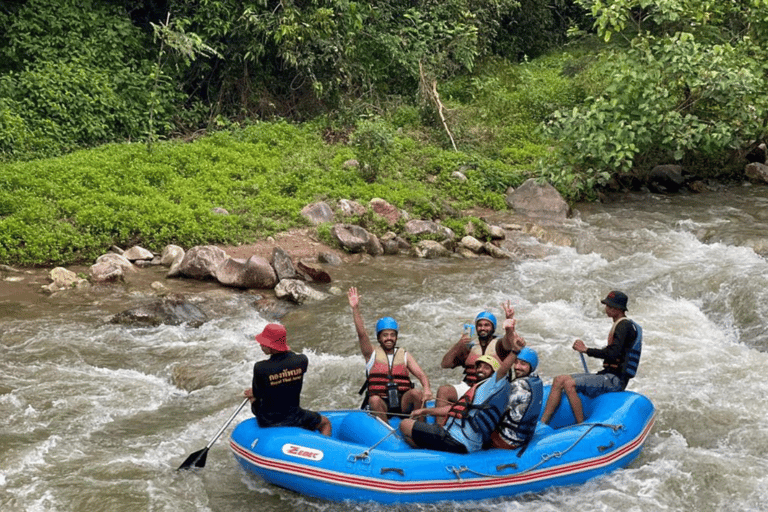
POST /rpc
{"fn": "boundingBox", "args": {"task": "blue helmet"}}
[375,317,399,337]
[474,311,497,332]
[517,347,538,372]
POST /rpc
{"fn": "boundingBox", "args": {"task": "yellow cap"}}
[475,354,501,372]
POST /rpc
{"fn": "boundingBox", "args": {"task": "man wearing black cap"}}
[540,291,641,425]
[244,323,331,436]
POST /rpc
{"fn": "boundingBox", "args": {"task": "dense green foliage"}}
[0,0,171,159]
[0,0,580,162]
[2,0,767,264]
[0,118,527,265]
[539,0,768,199]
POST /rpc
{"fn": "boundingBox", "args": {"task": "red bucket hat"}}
[255,323,290,352]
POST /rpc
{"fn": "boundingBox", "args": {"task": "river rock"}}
[44,267,88,292]
[171,364,216,392]
[297,260,332,283]
[109,296,208,327]
[271,247,301,281]
[171,245,227,280]
[369,198,400,225]
[274,279,328,304]
[483,242,513,259]
[301,201,335,225]
[160,245,185,267]
[404,219,455,241]
[331,224,383,255]
[338,199,366,217]
[90,253,136,282]
[381,232,410,255]
[505,179,570,221]
[460,235,485,254]
[123,246,154,261]
[379,235,401,255]
[745,162,768,183]
[318,251,343,266]
[456,246,480,258]
[412,240,452,259]
[648,164,685,193]
[488,225,506,240]
[215,255,278,289]
[253,296,296,319]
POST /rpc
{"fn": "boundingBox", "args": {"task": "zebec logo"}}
[282,443,324,461]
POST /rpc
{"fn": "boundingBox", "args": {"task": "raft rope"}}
[351,427,402,461]
[445,422,624,480]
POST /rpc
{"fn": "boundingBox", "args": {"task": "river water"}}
[2,185,768,512]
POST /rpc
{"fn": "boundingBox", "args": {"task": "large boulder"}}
[170,245,227,280]
[160,245,185,267]
[337,199,366,217]
[459,236,485,255]
[369,198,400,225]
[300,201,335,225]
[331,224,383,255]
[271,247,301,281]
[90,253,136,283]
[123,246,154,262]
[505,179,570,221]
[648,164,685,193]
[297,260,332,283]
[411,240,453,259]
[44,267,88,292]
[745,162,768,184]
[403,219,455,241]
[109,296,208,327]
[483,242,513,259]
[215,255,278,289]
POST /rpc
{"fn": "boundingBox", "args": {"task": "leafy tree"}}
[539,0,768,199]
[0,0,171,159]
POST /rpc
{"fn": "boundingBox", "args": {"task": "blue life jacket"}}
[496,374,543,445]
[445,377,510,452]
[622,320,643,379]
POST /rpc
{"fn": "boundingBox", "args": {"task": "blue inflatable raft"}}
[229,388,655,504]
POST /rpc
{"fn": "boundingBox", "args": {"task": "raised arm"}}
[501,305,526,353]
[440,333,471,368]
[348,287,374,360]
[406,353,432,400]
[496,318,525,381]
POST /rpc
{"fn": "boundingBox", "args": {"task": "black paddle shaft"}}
[177,398,250,470]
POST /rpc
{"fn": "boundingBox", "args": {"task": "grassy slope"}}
[0,52,587,266]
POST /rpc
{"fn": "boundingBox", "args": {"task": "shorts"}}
[410,422,468,454]
[258,407,323,432]
[571,373,623,398]
[451,381,471,398]
[488,430,522,450]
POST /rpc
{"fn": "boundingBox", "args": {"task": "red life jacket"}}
[447,381,479,421]
[366,347,413,399]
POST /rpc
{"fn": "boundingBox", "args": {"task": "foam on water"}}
[3,188,768,511]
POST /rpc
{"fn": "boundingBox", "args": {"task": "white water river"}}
[2,185,767,512]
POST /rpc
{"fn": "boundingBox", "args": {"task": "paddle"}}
[579,353,589,373]
[177,398,250,470]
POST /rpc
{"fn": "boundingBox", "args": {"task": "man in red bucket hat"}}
[244,323,331,435]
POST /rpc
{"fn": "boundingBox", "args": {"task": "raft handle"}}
[496,463,518,471]
[381,467,405,476]
[597,441,615,452]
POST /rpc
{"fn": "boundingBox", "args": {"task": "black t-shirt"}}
[587,318,638,378]
[251,351,308,427]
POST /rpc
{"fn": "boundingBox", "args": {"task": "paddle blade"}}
[177,447,208,470]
